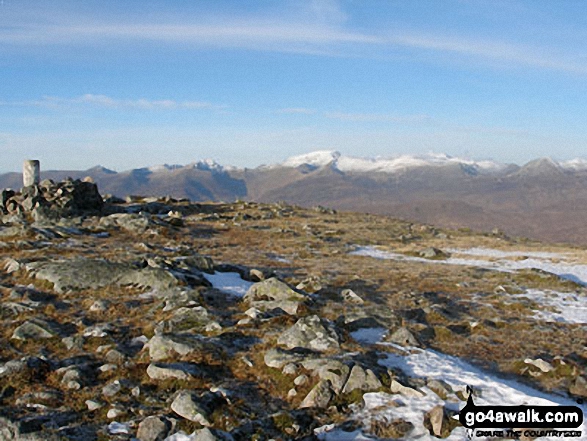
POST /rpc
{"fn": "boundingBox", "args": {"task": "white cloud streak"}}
[0,94,219,110]
[276,108,317,115]
[1,9,585,74]
[324,111,431,123]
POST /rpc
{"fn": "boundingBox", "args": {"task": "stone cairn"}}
[0,160,104,220]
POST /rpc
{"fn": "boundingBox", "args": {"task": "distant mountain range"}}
[3,151,587,245]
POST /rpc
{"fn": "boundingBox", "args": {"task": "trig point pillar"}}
[23,160,40,187]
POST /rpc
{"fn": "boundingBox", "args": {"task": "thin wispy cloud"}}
[389,33,587,75]
[324,111,431,124]
[276,108,317,115]
[1,5,585,74]
[0,95,219,110]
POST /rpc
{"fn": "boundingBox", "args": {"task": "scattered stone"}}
[264,349,306,369]
[148,333,216,362]
[294,374,309,386]
[389,379,424,398]
[86,400,104,411]
[569,376,587,397]
[341,288,364,304]
[419,247,450,259]
[277,315,339,352]
[107,407,125,419]
[102,380,122,397]
[249,268,265,281]
[341,364,383,394]
[388,327,420,347]
[146,362,199,381]
[426,379,453,400]
[423,405,460,438]
[11,320,55,340]
[282,363,298,375]
[296,277,322,293]
[368,418,414,439]
[299,380,334,409]
[171,391,212,426]
[524,357,554,373]
[137,415,173,441]
[244,277,306,302]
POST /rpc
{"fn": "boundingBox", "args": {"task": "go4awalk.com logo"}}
[459,387,584,439]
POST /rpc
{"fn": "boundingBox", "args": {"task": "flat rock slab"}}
[146,362,203,381]
[26,259,179,293]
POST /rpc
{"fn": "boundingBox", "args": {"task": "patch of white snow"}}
[203,271,254,297]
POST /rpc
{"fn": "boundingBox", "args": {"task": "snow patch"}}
[513,289,587,324]
[368,346,587,441]
[350,327,388,345]
[351,246,587,285]
[203,271,254,297]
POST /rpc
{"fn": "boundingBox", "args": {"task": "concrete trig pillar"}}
[23,160,40,187]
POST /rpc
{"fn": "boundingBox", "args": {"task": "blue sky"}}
[1,0,587,172]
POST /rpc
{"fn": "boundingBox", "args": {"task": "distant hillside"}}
[3,151,587,245]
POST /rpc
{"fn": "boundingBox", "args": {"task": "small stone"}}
[299,380,333,409]
[147,363,193,381]
[11,320,55,340]
[249,269,265,281]
[389,380,424,398]
[98,363,118,373]
[107,407,124,419]
[423,405,460,437]
[282,363,298,375]
[102,380,122,397]
[89,299,110,312]
[524,358,554,373]
[342,364,382,394]
[389,327,420,347]
[569,376,587,398]
[86,400,104,411]
[294,374,309,386]
[287,388,297,398]
[171,391,211,426]
[341,288,364,304]
[277,315,339,352]
[137,415,173,441]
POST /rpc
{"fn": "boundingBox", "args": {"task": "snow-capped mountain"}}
[3,151,587,245]
[277,150,512,174]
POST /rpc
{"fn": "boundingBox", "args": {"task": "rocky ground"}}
[0,179,585,440]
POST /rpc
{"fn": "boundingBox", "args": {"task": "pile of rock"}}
[1,177,103,220]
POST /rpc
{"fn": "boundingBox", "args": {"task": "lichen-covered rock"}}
[11,320,55,340]
[26,258,180,293]
[171,391,212,426]
[569,376,587,397]
[264,348,306,369]
[277,315,339,352]
[299,380,333,408]
[147,334,217,362]
[137,415,174,441]
[341,364,383,394]
[423,405,460,438]
[244,277,306,303]
[146,362,202,381]
[389,327,420,347]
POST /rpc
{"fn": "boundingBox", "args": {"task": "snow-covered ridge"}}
[277,150,511,174]
[148,159,228,173]
[134,151,587,175]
